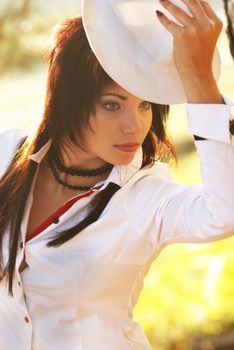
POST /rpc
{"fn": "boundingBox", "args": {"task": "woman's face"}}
[82,84,153,166]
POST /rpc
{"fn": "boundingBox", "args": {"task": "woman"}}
[0,0,233,349]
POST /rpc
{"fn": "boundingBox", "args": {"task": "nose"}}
[122,111,142,134]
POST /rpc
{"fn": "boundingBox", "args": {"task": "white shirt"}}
[0,99,234,350]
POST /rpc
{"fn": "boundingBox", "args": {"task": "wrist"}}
[180,74,223,104]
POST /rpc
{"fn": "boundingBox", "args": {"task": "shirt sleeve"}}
[155,96,234,248]
[186,95,234,144]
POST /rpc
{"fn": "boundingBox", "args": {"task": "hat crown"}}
[111,0,195,69]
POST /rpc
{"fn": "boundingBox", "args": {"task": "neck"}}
[59,145,108,170]
[42,154,110,196]
[45,145,113,194]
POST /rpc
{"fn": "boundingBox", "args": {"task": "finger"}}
[156,10,181,34]
[180,0,207,20]
[159,0,194,27]
[200,1,223,23]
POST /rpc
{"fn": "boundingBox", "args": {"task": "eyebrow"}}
[100,93,128,101]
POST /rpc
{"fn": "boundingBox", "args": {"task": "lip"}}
[116,143,140,147]
[114,143,140,153]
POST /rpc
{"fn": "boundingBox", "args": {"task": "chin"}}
[111,154,136,166]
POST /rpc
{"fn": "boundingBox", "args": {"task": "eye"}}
[103,102,120,111]
[140,101,151,110]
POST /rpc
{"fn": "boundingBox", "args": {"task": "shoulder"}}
[141,161,172,181]
[0,127,28,177]
[123,161,173,203]
[0,127,28,144]
[118,162,174,230]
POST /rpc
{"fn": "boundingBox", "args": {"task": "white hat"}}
[81,0,221,105]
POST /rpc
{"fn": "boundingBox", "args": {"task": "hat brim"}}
[82,0,221,105]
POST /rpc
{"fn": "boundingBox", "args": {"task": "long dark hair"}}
[0,17,175,295]
[223,0,234,59]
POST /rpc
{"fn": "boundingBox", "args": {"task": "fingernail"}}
[156,10,163,16]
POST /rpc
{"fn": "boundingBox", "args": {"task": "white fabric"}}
[186,96,234,144]
[81,0,221,104]
[0,99,234,350]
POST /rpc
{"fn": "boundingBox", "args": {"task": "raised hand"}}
[156,0,224,103]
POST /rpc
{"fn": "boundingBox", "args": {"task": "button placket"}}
[52,217,59,224]
[17,239,28,274]
[230,107,234,145]
[24,316,30,323]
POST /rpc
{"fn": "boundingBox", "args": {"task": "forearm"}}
[179,73,224,104]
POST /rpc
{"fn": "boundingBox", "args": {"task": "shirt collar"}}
[29,140,52,163]
[29,140,143,189]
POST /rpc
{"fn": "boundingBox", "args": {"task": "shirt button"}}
[24,316,30,323]
[52,217,59,224]
[20,242,24,249]
[18,281,21,287]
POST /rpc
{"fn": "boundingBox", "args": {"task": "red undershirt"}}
[25,185,103,243]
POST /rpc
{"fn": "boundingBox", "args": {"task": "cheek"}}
[95,117,118,136]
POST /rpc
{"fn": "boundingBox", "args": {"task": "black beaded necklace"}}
[48,148,113,191]
[51,147,113,177]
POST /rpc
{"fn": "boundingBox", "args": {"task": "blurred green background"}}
[0,1,234,349]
